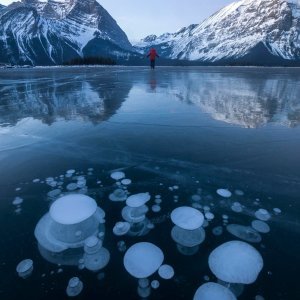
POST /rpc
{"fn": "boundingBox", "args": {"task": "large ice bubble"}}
[124,242,164,278]
[171,207,204,230]
[208,241,264,284]
[193,282,237,300]
[50,195,97,225]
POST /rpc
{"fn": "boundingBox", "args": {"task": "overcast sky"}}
[0,0,235,42]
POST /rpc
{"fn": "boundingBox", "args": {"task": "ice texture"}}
[50,195,97,225]
[171,206,204,230]
[193,282,237,300]
[208,241,264,284]
[124,242,164,278]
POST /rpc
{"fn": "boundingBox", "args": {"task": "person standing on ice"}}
[147,48,159,69]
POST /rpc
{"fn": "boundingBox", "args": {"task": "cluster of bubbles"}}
[13,168,282,299]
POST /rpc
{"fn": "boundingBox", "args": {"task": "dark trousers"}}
[150,60,155,69]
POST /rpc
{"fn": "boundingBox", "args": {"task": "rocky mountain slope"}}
[0,0,135,65]
[135,0,300,65]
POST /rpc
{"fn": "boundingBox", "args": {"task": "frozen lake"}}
[0,66,299,300]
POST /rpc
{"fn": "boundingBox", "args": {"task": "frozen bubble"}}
[173,185,179,190]
[152,205,161,213]
[33,179,40,183]
[111,171,125,180]
[155,198,162,204]
[273,208,282,214]
[155,195,161,199]
[138,278,150,288]
[208,241,263,284]
[15,187,21,191]
[84,236,103,254]
[234,190,244,196]
[192,203,202,210]
[255,295,265,300]
[126,193,151,208]
[84,247,110,272]
[97,272,105,281]
[138,286,151,298]
[193,282,237,300]
[222,215,229,220]
[203,206,210,212]
[205,212,215,221]
[66,277,83,297]
[227,224,262,243]
[192,194,201,202]
[50,194,97,225]
[57,268,63,274]
[204,275,210,281]
[151,280,160,289]
[171,225,206,247]
[158,264,174,280]
[15,208,22,214]
[109,189,127,202]
[251,220,270,234]
[113,222,130,236]
[66,170,76,175]
[217,189,232,198]
[66,183,78,191]
[122,205,148,223]
[202,220,209,228]
[212,226,223,236]
[88,168,94,172]
[124,242,164,278]
[121,179,132,185]
[16,259,33,278]
[231,202,243,213]
[47,189,61,198]
[13,197,23,206]
[117,241,127,252]
[255,209,271,221]
[171,206,204,230]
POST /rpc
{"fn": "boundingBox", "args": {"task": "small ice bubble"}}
[16,259,33,278]
[66,277,83,297]
[203,206,210,212]
[192,195,201,202]
[113,222,130,236]
[66,170,75,175]
[155,198,162,204]
[111,171,125,181]
[15,187,21,191]
[205,212,215,221]
[152,205,161,213]
[155,195,161,199]
[121,179,132,185]
[255,295,265,300]
[117,241,127,252]
[204,275,210,281]
[217,189,232,198]
[212,226,223,236]
[251,220,270,234]
[13,197,23,206]
[158,264,174,280]
[66,183,78,191]
[227,224,262,243]
[173,185,179,190]
[273,208,282,214]
[235,190,244,196]
[138,278,150,288]
[231,202,243,213]
[33,179,40,183]
[47,189,61,198]
[171,206,204,230]
[222,215,229,220]
[255,209,271,221]
[57,268,63,274]
[151,280,160,289]
[88,168,94,172]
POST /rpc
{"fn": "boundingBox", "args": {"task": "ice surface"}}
[226,224,262,243]
[124,242,164,278]
[158,264,174,279]
[171,206,204,230]
[50,195,97,225]
[193,282,237,300]
[208,241,264,284]
[126,193,151,208]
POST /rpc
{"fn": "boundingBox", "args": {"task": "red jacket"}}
[147,48,159,60]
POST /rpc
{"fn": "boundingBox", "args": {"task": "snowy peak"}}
[135,0,300,64]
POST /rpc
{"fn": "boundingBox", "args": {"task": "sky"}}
[0,0,235,42]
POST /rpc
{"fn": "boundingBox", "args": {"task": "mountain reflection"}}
[162,70,300,128]
[0,69,133,126]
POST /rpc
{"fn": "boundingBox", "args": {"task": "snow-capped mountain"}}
[135,0,300,65]
[0,0,134,65]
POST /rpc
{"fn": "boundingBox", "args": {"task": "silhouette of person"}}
[147,48,159,69]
